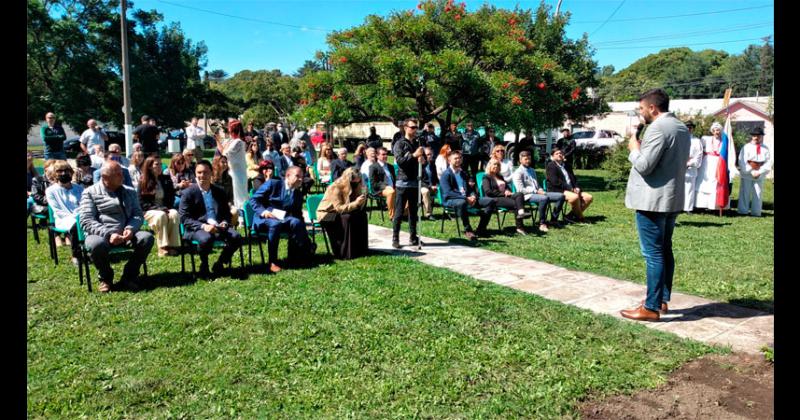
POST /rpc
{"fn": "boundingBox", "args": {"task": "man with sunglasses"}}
[390,119,426,248]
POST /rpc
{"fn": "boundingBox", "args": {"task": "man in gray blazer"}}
[621,88,690,322]
[79,161,154,292]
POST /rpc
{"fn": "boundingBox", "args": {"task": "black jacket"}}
[368,162,396,193]
[481,174,517,199]
[329,158,353,182]
[545,160,578,193]
[392,137,422,183]
[179,183,232,234]
[366,134,383,150]
[139,174,176,212]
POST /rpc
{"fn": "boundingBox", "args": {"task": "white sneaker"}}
[539,224,549,232]
[516,228,527,236]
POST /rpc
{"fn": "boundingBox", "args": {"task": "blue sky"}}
[132,0,774,77]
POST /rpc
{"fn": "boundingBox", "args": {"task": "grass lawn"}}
[27,230,718,417]
[367,169,774,312]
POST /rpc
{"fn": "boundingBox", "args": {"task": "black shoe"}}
[409,236,422,246]
[118,276,140,291]
[475,228,489,237]
[391,239,401,249]
[211,261,226,278]
[198,263,211,279]
[516,211,532,219]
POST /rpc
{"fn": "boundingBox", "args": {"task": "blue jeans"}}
[44,150,67,160]
[635,211,678,312]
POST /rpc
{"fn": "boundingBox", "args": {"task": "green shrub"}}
[601,141,631,195]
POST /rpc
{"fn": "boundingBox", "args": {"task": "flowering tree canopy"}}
[294,0,606,132]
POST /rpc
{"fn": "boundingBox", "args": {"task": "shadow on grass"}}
[137,271,197,291]
[667,301,773,322]
[676,220,732,228]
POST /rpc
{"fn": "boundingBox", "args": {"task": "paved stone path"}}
[366,224,773,354]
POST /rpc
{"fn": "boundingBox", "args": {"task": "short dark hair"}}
[638,88,670,112]
[551,147,562,155]
[519,151,531,159]
[196,159,213,172]
[560,128,570,133]
[447,150,462,158]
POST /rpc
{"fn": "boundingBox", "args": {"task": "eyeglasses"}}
[407,126,418,129]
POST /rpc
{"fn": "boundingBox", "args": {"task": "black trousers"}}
[392,186,419,239]
[491,193,526,228]
[462,154,480,179]
[321,210,369,259]
[186,226,242,267]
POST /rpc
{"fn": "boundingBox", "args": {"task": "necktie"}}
[756,143,761,155]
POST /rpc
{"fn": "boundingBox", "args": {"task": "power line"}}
[571,4,773,24]
[592,22,773,46]
[595,36,773,50]
[157,0,332,32]
[589,0,626,36]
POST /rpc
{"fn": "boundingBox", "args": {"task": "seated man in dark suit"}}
[329,147,353,182]
[545,147,593,223]
[92,144,133,187]
[179,160,243,279]
[439,150,496,240]
[249,166,314,273]
[368,147,398,219]
[78,161,154,292]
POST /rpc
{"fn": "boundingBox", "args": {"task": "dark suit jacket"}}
[249,178,305,227]
[439,167,474,202]
[92,166,133,188]
[329,158,353,182]
[179,183,232,234]
[545,160,578,193]
[422,160,438,188]
[274,154,293,178]
[368,162,396,193]
[139,174,176,212]
[481,174,512,198]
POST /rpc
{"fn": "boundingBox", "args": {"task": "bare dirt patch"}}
[580,352,773,420]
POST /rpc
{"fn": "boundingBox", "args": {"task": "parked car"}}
[571,130,623,149]
[62,130,126,157]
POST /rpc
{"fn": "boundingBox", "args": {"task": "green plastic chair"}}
[75,213,149,292]
[179,221,244,280]
[364,177,386,222]
[436,184,483,238]
[305,193,331,255]
[46,206,72,266]
[312,164,331,194]
[509,180,545,224]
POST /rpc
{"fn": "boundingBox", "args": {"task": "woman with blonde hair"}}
[481,159,530,235]
[139,156,180,256]
[490,144,514,182]
[317,167,369,259]
[317,143,335,184]
[128,150,146,191]
[45,160,84,264]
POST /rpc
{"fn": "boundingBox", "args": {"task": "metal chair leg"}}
[31,215,40,243]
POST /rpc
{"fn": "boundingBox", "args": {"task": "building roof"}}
[711,100,771,119]
[607,96,771,116]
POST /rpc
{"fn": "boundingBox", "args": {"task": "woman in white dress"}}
[217,120,249,216]
[694,122,736,210]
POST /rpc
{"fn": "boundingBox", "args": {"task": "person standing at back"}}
[683,121,704,213]
[133,115,161,157]
[620,88,690,322]
[737,127,771,217]
[79,119,108,156]
[41,112,67,160]
[186,117,206,160]
[460,121,481,178]
[390,119,426,249]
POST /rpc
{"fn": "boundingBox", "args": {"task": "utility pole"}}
[121,0,133,157]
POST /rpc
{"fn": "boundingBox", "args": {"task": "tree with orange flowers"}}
[294,0,605,134]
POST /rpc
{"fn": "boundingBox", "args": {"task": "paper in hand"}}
[271,209,287,221]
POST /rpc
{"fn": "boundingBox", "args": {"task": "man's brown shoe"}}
[269,263,282,274]
[620,305,660,322]
[464,231,477,241]
[640,300,668,314]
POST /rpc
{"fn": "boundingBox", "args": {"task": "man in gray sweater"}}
[79,161,154,292]
[620,88,690,321]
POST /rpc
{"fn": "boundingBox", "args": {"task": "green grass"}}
[27,230,719,418]
[369,169,774,312]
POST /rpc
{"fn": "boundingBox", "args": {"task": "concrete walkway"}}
[366,224,773,354]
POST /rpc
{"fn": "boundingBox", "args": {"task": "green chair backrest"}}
[47,205,56,224]
[509,181,518,194]
[242,201,255,231]
[542,178,547,191]
[161,163,168,173]
[34,166,44,176]
[75,213,86,242]
[475,171,486,198]
[305,194,324,222]
[179,222,185,237]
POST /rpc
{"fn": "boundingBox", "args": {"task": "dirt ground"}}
[580,352,773,420]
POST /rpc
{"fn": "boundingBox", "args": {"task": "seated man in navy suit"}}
[439,150,496,241]
[179,160,243,279]
[249,166,314,273]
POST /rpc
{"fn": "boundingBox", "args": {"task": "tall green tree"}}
[27,0,209,132]
[294,0,605,133]
[215,69,301,127]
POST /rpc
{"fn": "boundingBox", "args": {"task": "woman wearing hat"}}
[737,126,771,216]
[683,121,704,213]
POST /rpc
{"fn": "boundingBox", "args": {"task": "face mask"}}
[57,173,72,183]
